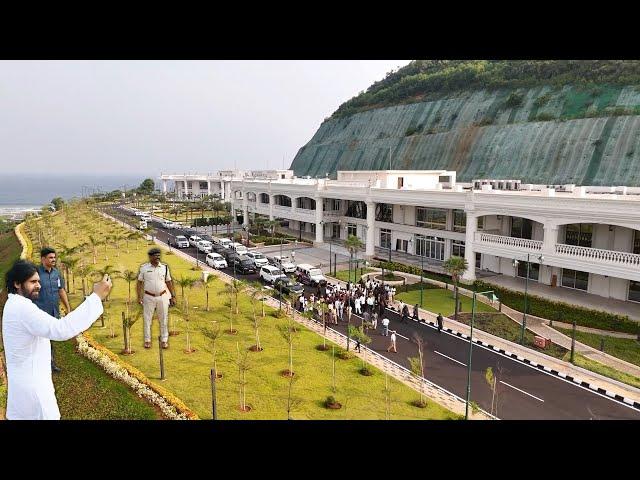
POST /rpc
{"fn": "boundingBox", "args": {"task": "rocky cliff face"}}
[290,84,640,186]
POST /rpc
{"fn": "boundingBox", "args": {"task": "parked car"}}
[272,255,296,273]
[212,237,233,249]
[206,252,227,269]
[188,235,202,247]
[196,240,213,253]
[273,277,305,296]
[138,219,148,230]
[296,263,327,286]
[245,251,269,268]
[259,265,286,284]
[211,242,228,254]
[161,220,175,229]
[230,242,248,255]
[228,254,255,274]
[171,235,190,249]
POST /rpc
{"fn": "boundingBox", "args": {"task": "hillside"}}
[289,61,640,186]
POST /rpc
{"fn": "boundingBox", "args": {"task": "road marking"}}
[395,332,409,340]
[434,350,467,367]
[500,381,544,402]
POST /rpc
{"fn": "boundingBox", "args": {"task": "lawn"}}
[569,354,640,390]
[555,327,640,368]
[396,287,496,317]
[20,202,460,420]
[332,268,376,283]
[0,230,21,290]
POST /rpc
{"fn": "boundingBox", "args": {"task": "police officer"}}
[136,248,176,349]
[34,247,72,372]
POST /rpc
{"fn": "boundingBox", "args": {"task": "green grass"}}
[52,339,162,419]
[332,268,376,283]
[569,354,640,389]
[455,313,567,360]
[396,288,496,317]
[0,230,21,291]
[21,202,460,420]
[556,328,640,368]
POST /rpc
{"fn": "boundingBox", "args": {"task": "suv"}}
[172,235,190,248]
[271,255,296,273]
[296,263,327,286]
[230,242,248,255]
[245,251,269,268]
[273,277,304,296]
[206,252,227,269]
[228,254,255,274]
[188,235,202,247]
[196,240,213,253]
[259,265,286,284]
[161,220,175,229]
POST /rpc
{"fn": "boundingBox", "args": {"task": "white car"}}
[173,235,190,248]
[161,220,174,229]
[206,252,227,269]
[230,242,248,255]
[273,255,296,273]
[259,265,286,284]
[197,240,213,253]
[213,237,233,249]
[189,235,202,247]
[245,251,269,268]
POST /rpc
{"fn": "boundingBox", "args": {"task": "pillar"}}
[242,191,249,227]
[162,179,167,194]
[366,201,375,256]
[315,196,323,243]
[462,212,477,282]
[543,224,558,254]
[207,180,211,196]
[268,194,274,220]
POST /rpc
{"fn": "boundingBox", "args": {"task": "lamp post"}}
[512,253,544,345]
[465,289,496,420]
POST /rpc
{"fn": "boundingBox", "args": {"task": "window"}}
[281,174,285,179]
[516,261,539,281]
[452,240,465,257]
[416,207,447,230]
[375,203,393,223]
[511,217,533,239]
[274,195,292,207]
[477,216,484,230]
[562,269,589,291]
[187,182,193,189]
[347,224,357,237]
[332,224,340,239]
[259,193,269,204]
[310,223,316,234]
[396,239,408,252]
[415,234,444,260]
[634,231,640,255]
[199,182,208,190]
[453,210,466,233]
[397,177,404,189]
[345,201,367,219]
[565,224,592,247]
[438,175,451,183]
[475,252,482,269]
[629,280,640,303]
[380,229,391,249]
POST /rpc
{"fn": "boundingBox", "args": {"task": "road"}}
[103,204,640,420]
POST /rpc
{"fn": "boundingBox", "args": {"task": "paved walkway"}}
[483,274,640,321]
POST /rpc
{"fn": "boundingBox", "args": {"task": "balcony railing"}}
[475,233,543,250]
[555,244,640,267]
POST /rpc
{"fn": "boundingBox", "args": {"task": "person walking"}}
[2,259,112,419]
[386,330,397,353]
[381,317,390,336]
[137,247,177,349]
[371,311,378,330]
[33,247,72,373]
[401,303,409,324]
[437,313,444,332]
[413,303,420,321]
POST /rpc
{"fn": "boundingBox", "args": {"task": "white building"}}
[216,169,640,304]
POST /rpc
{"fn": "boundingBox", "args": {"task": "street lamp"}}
[465,289,497,420]
[512,253,544,345]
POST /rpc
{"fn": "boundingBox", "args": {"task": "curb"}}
[386,304,640,411]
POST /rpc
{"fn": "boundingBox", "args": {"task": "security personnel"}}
[136,247,176,349]
[34,247,72,373]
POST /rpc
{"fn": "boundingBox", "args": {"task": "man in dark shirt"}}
[34,247,72,372]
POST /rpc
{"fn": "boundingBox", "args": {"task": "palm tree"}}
[120,270,139,306]
[203,273,218,312]
[442,255,468,321]
[249,284,264,351]
[199,322,222,378]
[59,256,79,294]
[76,263,94,297]
[265,219,279,243]
[176,275,196,304]
[87,235,102,264]
[345,234,364,283]
[127,231,144,251]
[92,265,121,302]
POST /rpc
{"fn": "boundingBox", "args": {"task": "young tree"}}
[408,333,427,407]
[120,270,139,314]
[122,309,141,354]
[443,255,468,320]
[278,316,297,377]
[87,235,102,265]
[59,256,79,294]
[345,234,363,283]
[92,265,120,301]
[200,322,223,379]
[236,343,252,412]
[76,263,94,297]
[202,273,218,312]
[249,284,264,351]
[349,325,372,375]
[176,275,196,304]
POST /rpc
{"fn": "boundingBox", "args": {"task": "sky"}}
[0,60,410,176]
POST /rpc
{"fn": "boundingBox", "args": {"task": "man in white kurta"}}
[2,266,110,420]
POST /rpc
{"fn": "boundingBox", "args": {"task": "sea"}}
[0,174,149,220]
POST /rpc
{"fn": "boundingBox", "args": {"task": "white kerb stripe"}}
[434,350,467,367]
[500,381,544,402]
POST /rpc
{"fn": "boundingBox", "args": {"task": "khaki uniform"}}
[138,262,172,343]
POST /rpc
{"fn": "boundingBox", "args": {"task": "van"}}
[295,263,326,286]
[230,242,248,255]
[213,237,233,249]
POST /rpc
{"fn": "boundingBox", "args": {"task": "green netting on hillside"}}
[290,85,640,186]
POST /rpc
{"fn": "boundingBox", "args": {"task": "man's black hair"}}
[5,259,38,294]
[40,247,56,258]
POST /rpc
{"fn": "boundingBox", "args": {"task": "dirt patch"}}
[239,405,252,413]
[249,345,264,352]
[280,369,295,378]
[316,345,330,351]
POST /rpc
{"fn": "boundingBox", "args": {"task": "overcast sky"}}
[0,60,410,176]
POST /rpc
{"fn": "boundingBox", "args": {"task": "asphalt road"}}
[104,204,640,420]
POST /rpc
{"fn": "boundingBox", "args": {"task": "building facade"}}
[220,170,640,304]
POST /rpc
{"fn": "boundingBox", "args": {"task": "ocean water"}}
[0,174,148,218]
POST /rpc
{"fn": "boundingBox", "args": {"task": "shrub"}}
[533,93,551,108]
[504,91,524,108]
[534,112,555,121]
[473,280,639,334]
[373,260,453,284]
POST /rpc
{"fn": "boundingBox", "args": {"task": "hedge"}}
[373,259,453,284]
[473,280,639,334]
